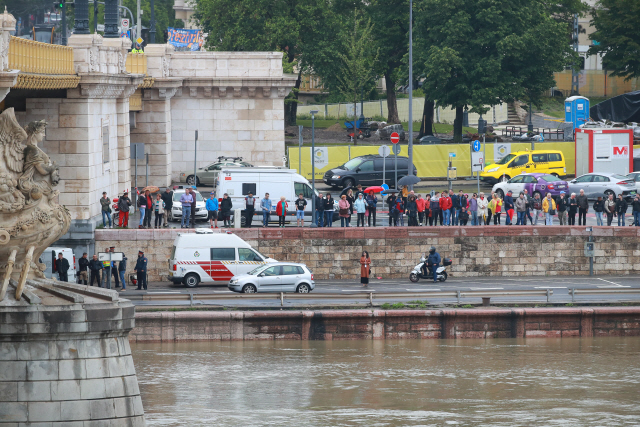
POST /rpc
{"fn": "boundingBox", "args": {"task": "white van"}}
[215,167,337,225]
[168,229,277,287]
[40,247,77,282]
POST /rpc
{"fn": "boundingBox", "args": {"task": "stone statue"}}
[0,108,71,301]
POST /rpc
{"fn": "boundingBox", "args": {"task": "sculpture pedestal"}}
[0,281,145,426]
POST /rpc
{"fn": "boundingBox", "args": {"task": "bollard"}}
[233,208,242,228]
[546,289,551,303]
[369,292,373,307]
[457,290,461,305]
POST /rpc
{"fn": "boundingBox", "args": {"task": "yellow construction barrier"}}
[288,142,577,181]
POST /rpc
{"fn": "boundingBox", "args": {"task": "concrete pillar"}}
[116,97,132,193]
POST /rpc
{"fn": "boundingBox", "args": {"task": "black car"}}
[323,155,417,189]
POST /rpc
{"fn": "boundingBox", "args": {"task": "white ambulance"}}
[168,229,277,287]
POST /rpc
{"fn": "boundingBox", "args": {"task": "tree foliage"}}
[588,0,640,80]
[415,0,576,142]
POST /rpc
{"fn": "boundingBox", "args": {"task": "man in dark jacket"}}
[615,194,628,226]
[632,195,640,226]
[78,253,89,285]
[314,193,324,227]
[109,247,120,288]
[426,246,441,283]
[134,251,148,291]
[161,187,173,227]
[450,190,460,226]
[117,191,131,228]
[386,192,398,226]
[556,191,569,225]
[245,192,256,228]
[54,253,70,282]
[503,191,514,225]
[88,254,103,287]
[577,189,589,225]
[523,189,533,225]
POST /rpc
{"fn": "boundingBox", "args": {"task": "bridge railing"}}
[126,52,147,75]
[8,36,74,75]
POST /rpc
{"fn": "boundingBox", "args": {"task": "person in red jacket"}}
[276,196,288,228]
[439,191,453,225]
[416,194,426,226]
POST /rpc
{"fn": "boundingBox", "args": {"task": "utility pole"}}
[571,13,580,95]
[310,110,318,228]
[61,2,67,45]
[149,0,155,43]
[407,0,414,181]
[136,0,141,43]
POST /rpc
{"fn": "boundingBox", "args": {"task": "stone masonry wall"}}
[130,307,640,342]
[95,226,640,282]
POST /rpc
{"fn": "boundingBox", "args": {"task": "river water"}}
[132,338,640,426]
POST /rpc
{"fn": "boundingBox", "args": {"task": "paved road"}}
[122,275,640,308]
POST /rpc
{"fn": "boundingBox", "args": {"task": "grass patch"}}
[460,304,474,309]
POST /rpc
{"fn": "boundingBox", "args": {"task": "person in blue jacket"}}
[426,246,441,283]
[134,251,148,291]
[366,191,378,226]
[206,192,219,228]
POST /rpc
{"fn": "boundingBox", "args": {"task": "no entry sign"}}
[390,132,400,144]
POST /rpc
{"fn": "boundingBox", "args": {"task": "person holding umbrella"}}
[386,190,398,226]
[366,191,378,226]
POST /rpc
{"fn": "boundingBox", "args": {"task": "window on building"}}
[102,125,109,163]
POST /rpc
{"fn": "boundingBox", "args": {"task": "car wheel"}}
[605,190,615,198]
[186,175,200,186]
[343,178,355,189]
[551,173,560,178]
[242,284,257,294]
[183,273,200,288]
[496,189,504,199]
[409,273,419,283]
[296,283,310,293]
[500,175,511,183]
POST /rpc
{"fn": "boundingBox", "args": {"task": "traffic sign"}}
[121,18,129,30]
[390,132,400,144]
[449,152,456,157]
[471,152,484,172]
[378,145,390,158]
[392,144,401,155]
[136,37,143,44]
[96,24,105,32]
[472,140,481,152]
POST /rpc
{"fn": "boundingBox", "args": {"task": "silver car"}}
[168,189,208,222]
[568,172,637,200]
[625,172,640,193]
[180,157,253,186]
[228,262,315,294]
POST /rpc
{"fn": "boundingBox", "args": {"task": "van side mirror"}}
[355,168,361,172]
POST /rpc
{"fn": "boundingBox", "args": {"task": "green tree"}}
[415,0,577,142]
[588,0,640,80]
[335,10,379,144]
[193,0,335,126]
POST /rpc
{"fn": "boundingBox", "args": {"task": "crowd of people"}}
[54,247,150,291]
[99,183,640,229]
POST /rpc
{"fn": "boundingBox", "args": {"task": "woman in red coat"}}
[276,196,288,228]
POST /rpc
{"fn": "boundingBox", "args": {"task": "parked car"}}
[180,156,253,186]
[624,172,640,193]
[492,173,569,199]
[168,188,208,222]
[480,150,566,184]
[228,262,315,294]
[378,124,406,141]
[323,155,417,189]
[568,172,637,200]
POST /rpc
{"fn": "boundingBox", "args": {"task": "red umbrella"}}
[364,186,385,194]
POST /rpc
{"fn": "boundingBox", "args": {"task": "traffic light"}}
[54,1,63,8]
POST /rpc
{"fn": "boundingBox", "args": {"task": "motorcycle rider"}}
[426,246,441,283]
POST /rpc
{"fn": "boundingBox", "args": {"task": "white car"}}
[168,189,208,223]
[625,172,640,193]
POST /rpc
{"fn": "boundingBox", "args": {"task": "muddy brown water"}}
[132,338,640,426]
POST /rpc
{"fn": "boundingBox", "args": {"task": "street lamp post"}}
[310,110,319,228]
[528,100,533,132]
[74,0,90,34]
[149,0,156,43]
[407,0,414,181]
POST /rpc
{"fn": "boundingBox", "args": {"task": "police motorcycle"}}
[409,248,452,283]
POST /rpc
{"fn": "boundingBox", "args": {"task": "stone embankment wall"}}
[95,226,640,281]
[130,308,640,342]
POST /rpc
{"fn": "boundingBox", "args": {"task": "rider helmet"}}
[429,246,436,254]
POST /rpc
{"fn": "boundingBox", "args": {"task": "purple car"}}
[492,173,569,199]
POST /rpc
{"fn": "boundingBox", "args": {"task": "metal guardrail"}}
[8,36,74,74]
[128,289,557,306]
[501,126,565,140]
[568,288,640,303]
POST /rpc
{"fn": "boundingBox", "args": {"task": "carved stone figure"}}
[0,109,70,301]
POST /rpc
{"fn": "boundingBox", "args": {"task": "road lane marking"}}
[469,287,503,290]
[341,290,376,292]
[534,286,567,289]
[407,289,440,292]
[597,285,631,288]
[597,278,625,287]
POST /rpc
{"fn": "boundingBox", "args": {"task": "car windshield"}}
[247,265,268,275]
[539,174,559,182]
[495,154,516,165]
[173,191,204,202]
[343,158,364,170]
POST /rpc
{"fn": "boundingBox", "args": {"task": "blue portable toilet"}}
[564,96,590,129]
